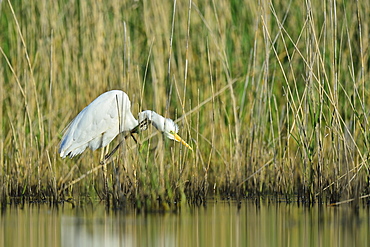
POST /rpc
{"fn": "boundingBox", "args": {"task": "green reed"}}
[0,0,369,209]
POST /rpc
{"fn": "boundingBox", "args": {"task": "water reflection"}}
[0,201,369,247]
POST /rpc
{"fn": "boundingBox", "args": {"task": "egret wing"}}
[59,90,137,158]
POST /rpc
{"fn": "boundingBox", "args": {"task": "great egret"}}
[59,90,192,158]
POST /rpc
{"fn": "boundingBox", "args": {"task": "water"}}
[0,201,369,247]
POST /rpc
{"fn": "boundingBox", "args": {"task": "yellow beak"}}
[172,132,193,151]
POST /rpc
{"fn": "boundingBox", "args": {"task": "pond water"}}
[0,200,369,247]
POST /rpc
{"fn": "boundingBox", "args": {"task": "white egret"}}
[59,90,192,158]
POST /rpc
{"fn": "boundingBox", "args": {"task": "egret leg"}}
[100,144,110,199]
[100,145,106,162]
[100,131,138,165]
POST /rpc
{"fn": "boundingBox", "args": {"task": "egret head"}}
[138,110,193,150]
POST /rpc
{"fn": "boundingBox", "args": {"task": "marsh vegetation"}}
[0,0,370,210]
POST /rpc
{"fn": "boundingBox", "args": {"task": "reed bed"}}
[0,0,369,210]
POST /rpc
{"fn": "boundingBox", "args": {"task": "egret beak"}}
[170,131,193,151]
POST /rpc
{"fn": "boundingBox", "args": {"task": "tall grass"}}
[0,0,369,209]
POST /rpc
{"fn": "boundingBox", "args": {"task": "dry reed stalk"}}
[0,0,369,208]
